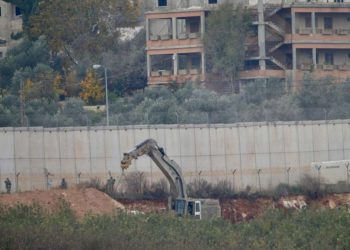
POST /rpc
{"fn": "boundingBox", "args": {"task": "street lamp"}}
[93,64,109,126]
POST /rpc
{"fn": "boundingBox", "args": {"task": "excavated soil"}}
[0,187,125,218]
[1,188,350,222]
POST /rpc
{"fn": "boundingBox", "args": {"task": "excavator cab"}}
[172,199,202,219]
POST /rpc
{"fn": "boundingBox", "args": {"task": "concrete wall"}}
[1,120,350,192]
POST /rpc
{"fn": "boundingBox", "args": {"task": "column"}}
[291,10,296,35]
[147,54,151,77]
[200,11,205,38]
[172,17,177,40]
[293,47,297,70]
[146,18,150,41]
[311,12,316,34]
[258,0,266,70]
[173,53,178,76]
[312,48,317,69]
[201,51,206,80]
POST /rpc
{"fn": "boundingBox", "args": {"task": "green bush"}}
[1,203,350,249]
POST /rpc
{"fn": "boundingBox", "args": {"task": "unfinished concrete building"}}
[0,1,22,58]
[146,0,350,86]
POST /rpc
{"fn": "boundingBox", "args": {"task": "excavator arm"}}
[121,139,187,200]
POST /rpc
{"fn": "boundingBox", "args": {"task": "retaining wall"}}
[0,120,349,192]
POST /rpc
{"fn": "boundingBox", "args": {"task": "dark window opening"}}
[0,7,2,17]
[208,0,218,4]
[325,52,334,65]
[324,17,333,29]
[15,6,21,16]
[305,16,311,28]
[158,0,167,7]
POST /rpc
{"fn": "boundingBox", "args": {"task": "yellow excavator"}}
[121,139,221,219]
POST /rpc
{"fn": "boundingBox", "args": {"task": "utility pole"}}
[20,80,25,126]
[258,0,266,70]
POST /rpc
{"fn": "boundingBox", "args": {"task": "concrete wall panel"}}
[43,131,60,164]
[329,150,344,161]
[328,124,343,151]
[254,126,269,154]
[343,124,350,151]
[59,130,75,159]
[179,128,196,156]
[104,130,121,174]
[210,128,226,156]
[89,130,105,158]
[224,127,240,156]
[270,125,284,153]
[312,124,328,152]
[284,125,299,153]
[240,126,255,154]
[15,131,30,159]
[298,125,313,152]
[314,151,329,162]
[0,131,14,159]
[241,154,256,170]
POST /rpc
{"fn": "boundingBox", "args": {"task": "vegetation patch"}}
[1,203,350,250]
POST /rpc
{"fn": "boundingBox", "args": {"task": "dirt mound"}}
[221,198,273,222]
[120,199,167,214]
[0,188,125,218]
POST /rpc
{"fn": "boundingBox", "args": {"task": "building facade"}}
[0,1,22,58]
[146,0,350,86]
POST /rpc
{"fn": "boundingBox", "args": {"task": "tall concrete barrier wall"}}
[0,120,349,192]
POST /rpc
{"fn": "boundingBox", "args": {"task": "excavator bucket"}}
[121,153,134,170]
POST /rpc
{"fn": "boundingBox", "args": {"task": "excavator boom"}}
[121,139,187,199]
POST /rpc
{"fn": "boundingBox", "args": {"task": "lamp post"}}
[93,64,109,126]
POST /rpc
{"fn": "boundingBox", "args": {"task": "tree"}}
[102,29,147,96]
[80,70,104,105]
[28,0,139,65]
[204,3,252,86]
[12,63,61,102]
[0,36,50,90]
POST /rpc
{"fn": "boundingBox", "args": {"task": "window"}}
[325,52,334,65]
[0,7,2,17]
[158,0,167,7]
[324,17,333,29]
[15,6,21,16]
[0,52,3,59]
[208,0,218,4]
[305,16,311,28]
[334,0,344,2]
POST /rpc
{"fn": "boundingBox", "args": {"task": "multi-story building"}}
[0,1,22,58]
[146,0,350,86]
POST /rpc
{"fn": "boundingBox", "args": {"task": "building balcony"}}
[147,33,203,50]
[148,71,205,85]
[239,69,286,80]
[295,68,350,82]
